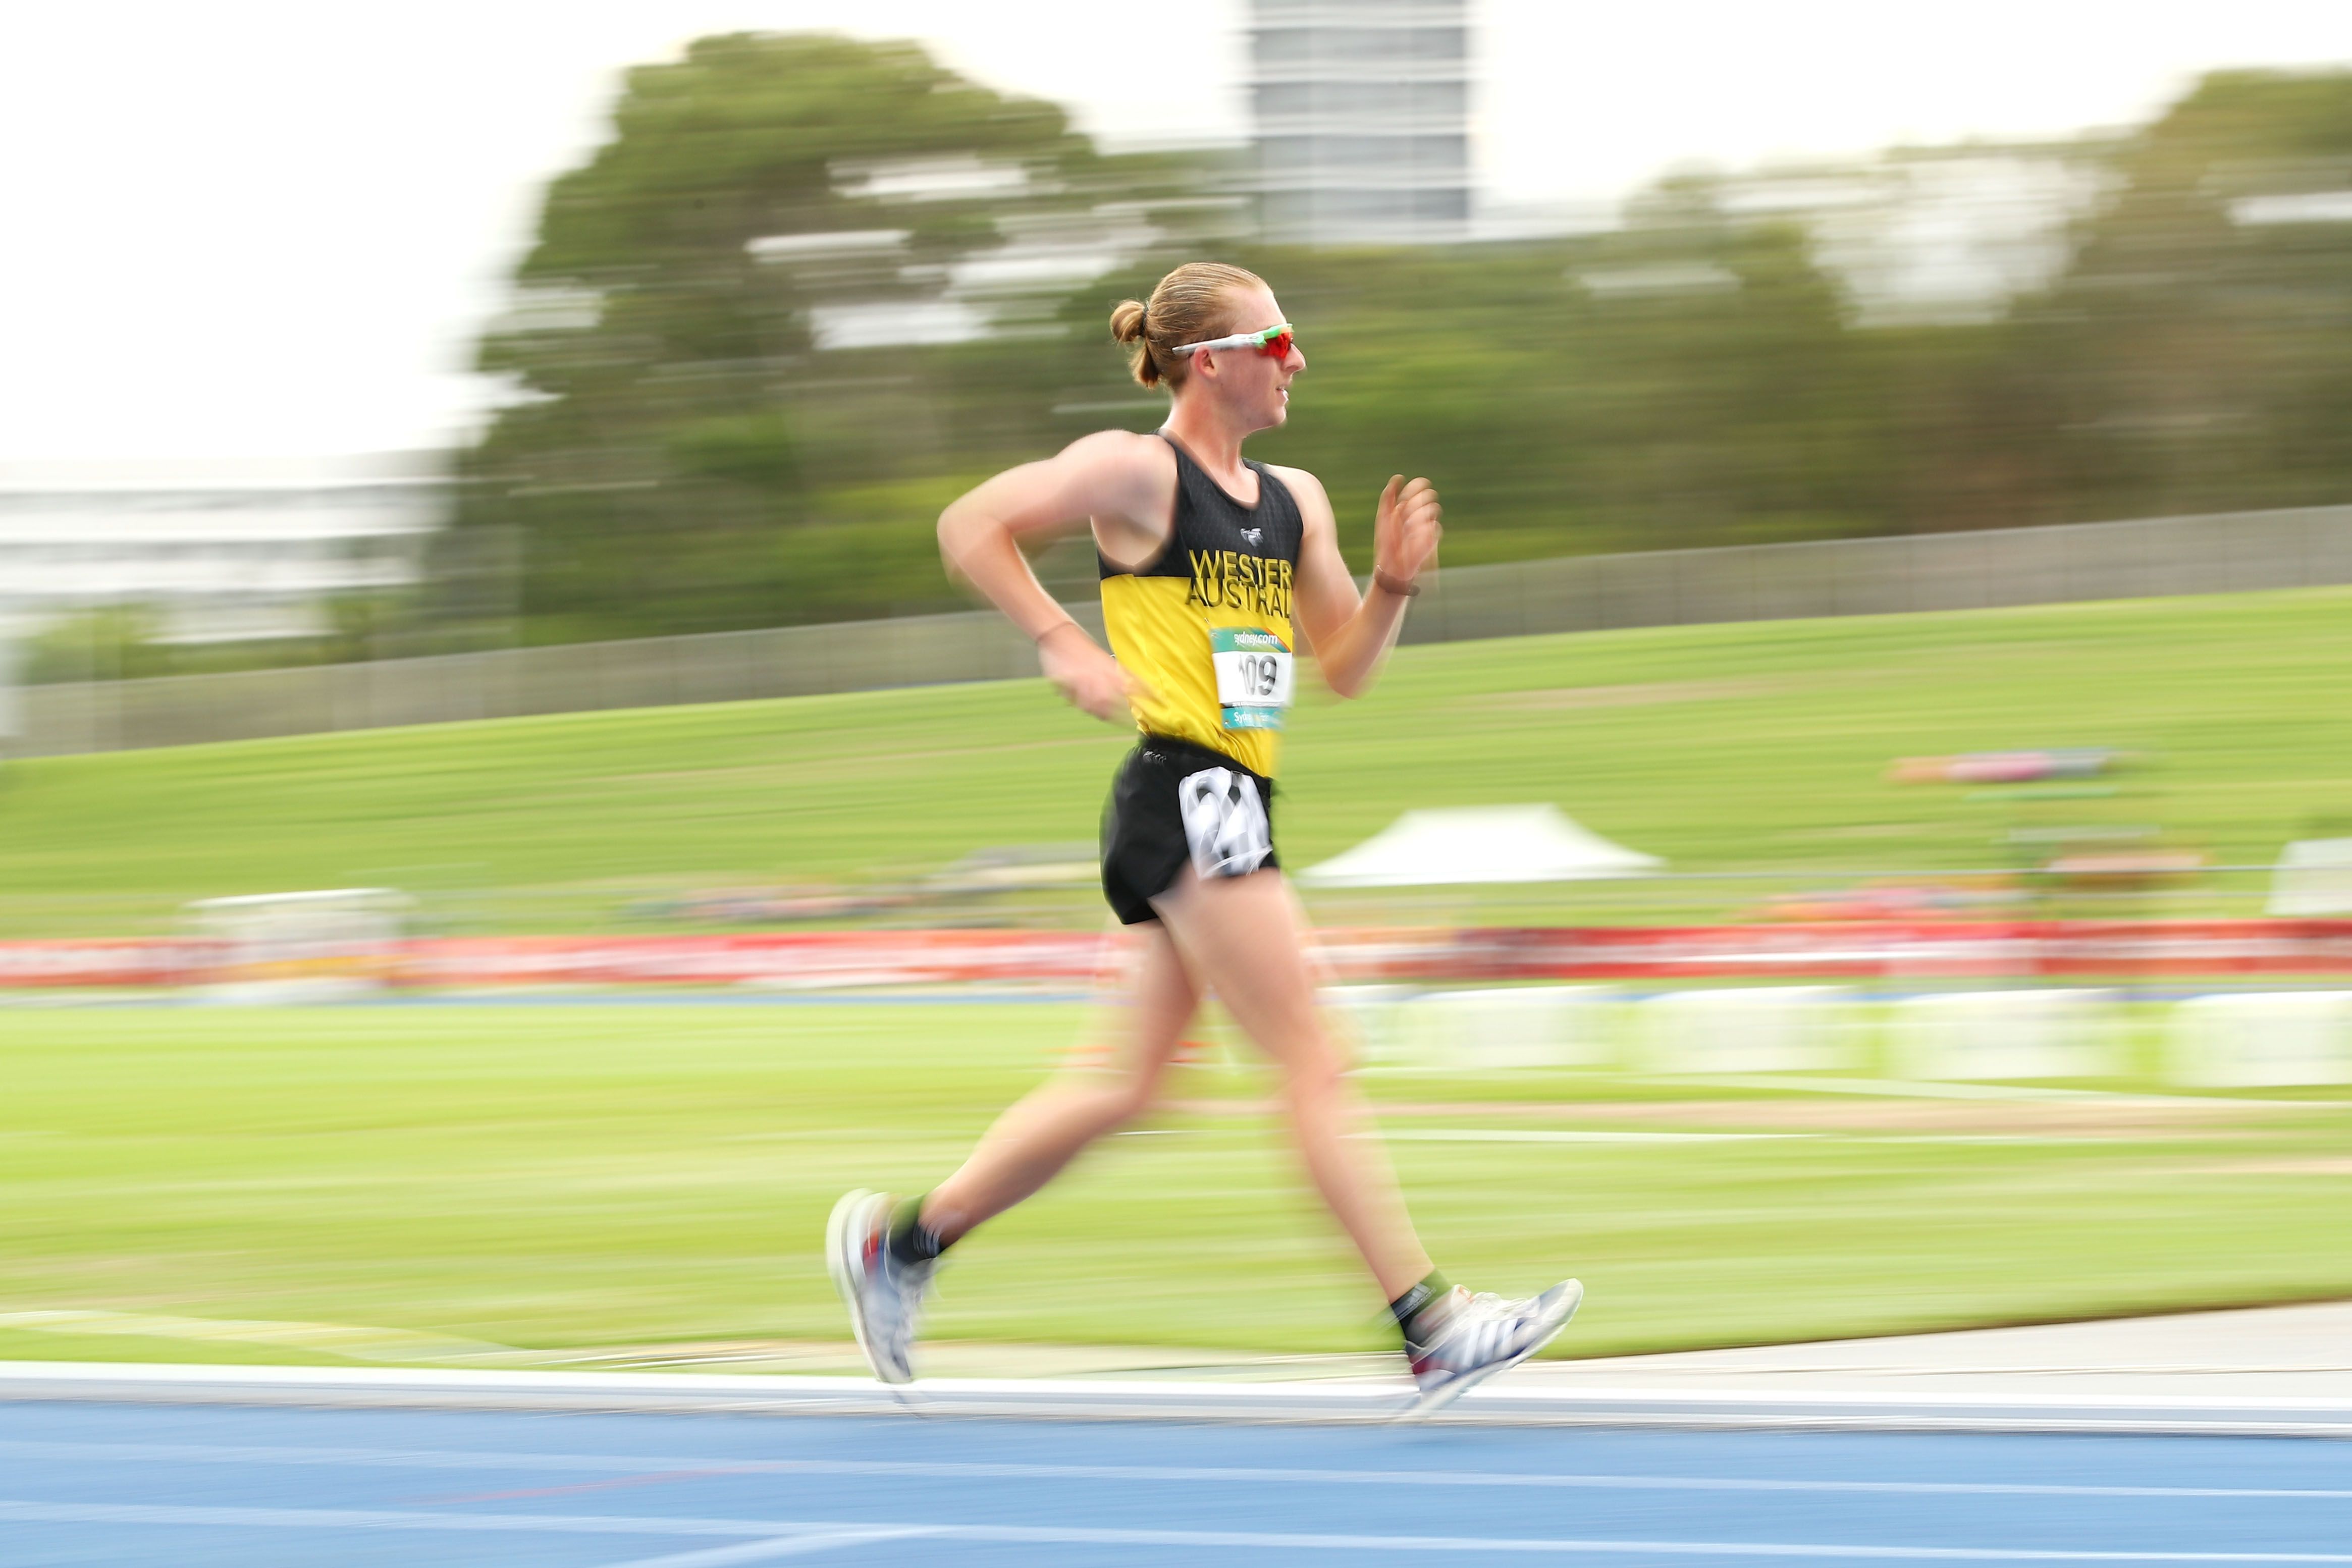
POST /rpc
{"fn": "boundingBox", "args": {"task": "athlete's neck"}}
[1160,404,1257,500]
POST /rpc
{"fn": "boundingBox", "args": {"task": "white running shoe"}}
[1405,1279,1583,1418]
[825,1188,934,1385]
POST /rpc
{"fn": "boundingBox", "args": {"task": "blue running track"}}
[3,1398,2349,1565]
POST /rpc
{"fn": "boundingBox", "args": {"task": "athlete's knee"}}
[1277,1034,1351,1105]
[1081,1060,1165,1130]
[1091,1073,1149,1128]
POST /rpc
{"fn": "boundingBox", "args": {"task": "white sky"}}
[2,1,2347,471]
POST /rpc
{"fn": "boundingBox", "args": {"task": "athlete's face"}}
[1202,286,1305,432]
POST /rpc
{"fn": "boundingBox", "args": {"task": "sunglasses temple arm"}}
[1169,328,1291,354]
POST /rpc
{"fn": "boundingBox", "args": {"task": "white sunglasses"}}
[1169,322,1296,358]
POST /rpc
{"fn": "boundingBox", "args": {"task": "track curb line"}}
[5,1361,2352,1434]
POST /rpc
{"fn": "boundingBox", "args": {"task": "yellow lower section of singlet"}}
[1099,574,1288,779]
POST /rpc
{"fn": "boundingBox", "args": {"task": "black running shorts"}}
[1100,735,1280,926]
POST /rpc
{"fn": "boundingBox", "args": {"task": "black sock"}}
[886,1195,948,1269]
[1389,1270,1454,1345]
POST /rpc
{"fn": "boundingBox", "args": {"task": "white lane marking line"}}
[2,1500,2350,1560]
[0,1500,801,1537]
[593,1529,935,1567]
[1369,1130,2114,1146]
[1372,1130,1807,1143]
[0,1308,522,1363]
[6,1441,2352,1500]
[1670,1076,2242,1105]
[1828,1134,2116,1145]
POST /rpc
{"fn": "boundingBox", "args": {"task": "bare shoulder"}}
[1038,429,1171,565]
[1035,428,1165,515]
[1059,427,1173,479]
[1259,460,1328,501]
[1260,462,1335,530]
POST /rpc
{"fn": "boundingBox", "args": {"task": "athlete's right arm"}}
[936,431,1171,724]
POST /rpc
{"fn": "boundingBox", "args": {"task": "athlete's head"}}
[1110,262,1305,432]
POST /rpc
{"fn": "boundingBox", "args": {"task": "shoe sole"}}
[1402,1278,1583,1422]
[825,1188,911,1385]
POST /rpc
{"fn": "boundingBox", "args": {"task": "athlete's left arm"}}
[1278,466,1442,699]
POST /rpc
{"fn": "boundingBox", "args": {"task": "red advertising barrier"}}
[0,939,205,988]
[12,920,2352,990]
[1452,921,2352,981]
[399,931,1122,990]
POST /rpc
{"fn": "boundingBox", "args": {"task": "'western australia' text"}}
[1187,550,1293,617]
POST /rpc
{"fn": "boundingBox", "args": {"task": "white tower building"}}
[1249,0,1474,246]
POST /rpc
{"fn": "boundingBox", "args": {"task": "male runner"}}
[829,261,1579,1415]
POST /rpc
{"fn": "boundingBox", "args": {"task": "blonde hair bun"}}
[1108,262,1264,390]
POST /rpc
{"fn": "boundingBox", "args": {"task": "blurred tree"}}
[1249,69,2352,558]
[2024,70,2352,521]
[1231,208,1898,564]
[449,32,1231,639]
[441,48,2352,650]
[20,608,173,685]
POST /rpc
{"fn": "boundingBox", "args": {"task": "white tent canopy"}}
[2271,838,2352,916]
[1296,805,1661,888]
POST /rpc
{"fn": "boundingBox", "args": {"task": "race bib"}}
[1178,767,1273,880]
[1211,627,1294,731]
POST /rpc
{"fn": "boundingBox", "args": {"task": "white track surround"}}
[4,1362,2349,1436]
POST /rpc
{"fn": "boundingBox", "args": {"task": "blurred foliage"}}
[444,41,2352,642]
[20,608,178,685]
[2020,70,2352,523]
[448,32,1235,640]
[20,598,431,686]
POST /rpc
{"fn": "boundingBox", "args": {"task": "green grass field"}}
[13,584,2352,934]
[5,586,2352,1371]
[2,1001,2347,1371]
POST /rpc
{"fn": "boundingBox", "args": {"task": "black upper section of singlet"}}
[1098,435,1304,581]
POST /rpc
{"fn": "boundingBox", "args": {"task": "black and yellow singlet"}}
[1099,435,1304,780]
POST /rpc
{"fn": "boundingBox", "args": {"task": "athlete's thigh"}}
[1114,918,1203,1073]
[1149,866,1328,1068]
